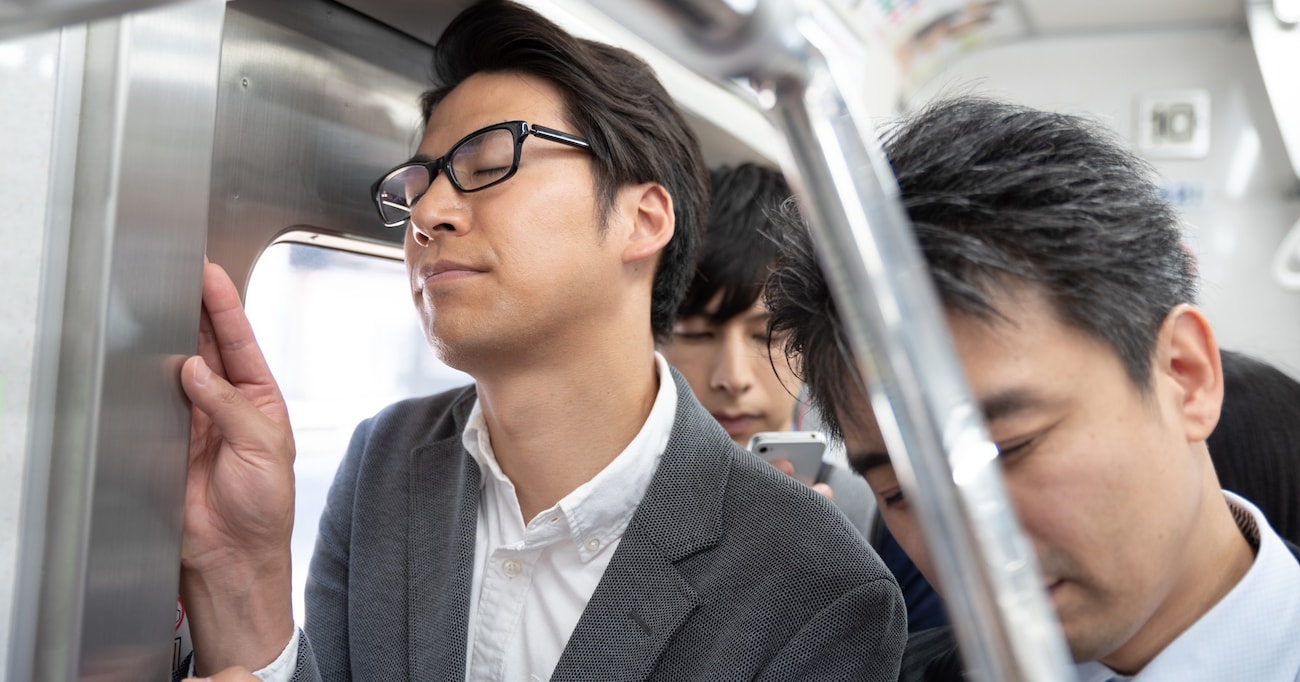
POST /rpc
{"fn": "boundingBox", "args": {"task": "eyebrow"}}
[979,387,1044,423]
[850,451,892,473]
[410,153,434,164]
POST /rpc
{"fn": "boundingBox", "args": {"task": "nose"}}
[408,170,466,247]
[709,332,755,395]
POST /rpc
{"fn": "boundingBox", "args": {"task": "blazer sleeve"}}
[288,630,321,682]
[756,576,907,682]
[296,417,377,681]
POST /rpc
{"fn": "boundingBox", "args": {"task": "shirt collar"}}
[1075,491,1300,681]
[460,353,678,560]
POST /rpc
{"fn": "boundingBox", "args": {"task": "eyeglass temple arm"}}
[530,124,591,150]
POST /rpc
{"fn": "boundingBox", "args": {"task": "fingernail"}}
[194,358,211,386]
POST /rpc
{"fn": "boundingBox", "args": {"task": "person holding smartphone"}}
[660,164,846,499]
[661,163,946,632]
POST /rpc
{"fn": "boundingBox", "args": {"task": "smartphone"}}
[747,431,828,486]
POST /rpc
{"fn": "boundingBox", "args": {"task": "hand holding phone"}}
[747,431,828,486]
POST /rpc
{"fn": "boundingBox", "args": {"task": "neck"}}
[472,335,661,522]
[1100,452,1254,674]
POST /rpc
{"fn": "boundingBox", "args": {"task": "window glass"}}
[245,242,471,624]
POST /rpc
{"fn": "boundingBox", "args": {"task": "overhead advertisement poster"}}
[838,0,1026,98]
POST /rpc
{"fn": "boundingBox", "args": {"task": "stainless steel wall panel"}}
[19,1,226,680]
[1,23,84,682]
[206,5,431,292]
[231,0,436,83]
[333,0,474,46]
[6,24,87,682]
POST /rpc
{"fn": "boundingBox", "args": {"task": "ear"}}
[1153,304,1223,441]
[618,183,675,267]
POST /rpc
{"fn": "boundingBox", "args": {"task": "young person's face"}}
[839,287,1223,670]
[404,72,625,370]
[663,293,799,446]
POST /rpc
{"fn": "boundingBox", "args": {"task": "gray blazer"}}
[290,370,905,681]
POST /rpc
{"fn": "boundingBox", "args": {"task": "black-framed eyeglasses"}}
[370,120,592,228]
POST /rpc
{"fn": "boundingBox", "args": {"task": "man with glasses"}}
[176,1,905,680]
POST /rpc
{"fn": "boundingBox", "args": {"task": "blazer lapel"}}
[550,544,700,681]
[408,394,481,682]
[551,369,736,681]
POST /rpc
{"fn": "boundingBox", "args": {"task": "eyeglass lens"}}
[376,127,518,225]
[449,127,516,190]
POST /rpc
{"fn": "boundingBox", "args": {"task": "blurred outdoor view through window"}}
[245,242,472,624]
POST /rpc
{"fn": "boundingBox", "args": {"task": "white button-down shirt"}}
[461,352,676,682]
[1076,492,1300,682]
[252,354,676,682]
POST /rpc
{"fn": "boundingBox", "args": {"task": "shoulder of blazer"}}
[362,383,478,450]
[652,369,889,583]
[1287,538,1300,563]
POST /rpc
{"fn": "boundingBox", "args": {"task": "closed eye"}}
[881,489,907,509]
[471,166,511,180]
[996,437,1036,460]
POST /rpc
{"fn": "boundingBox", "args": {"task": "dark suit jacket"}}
[288,370,906,681]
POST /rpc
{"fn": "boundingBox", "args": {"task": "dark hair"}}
[1208,350,1300,544]
[677,163,791,321]
[766,96,1197,440]
[420,0,709,340]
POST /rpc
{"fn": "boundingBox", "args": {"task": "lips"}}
[712,413,758,438]
[416,259,484,291]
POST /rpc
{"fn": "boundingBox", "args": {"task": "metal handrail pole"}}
[581,1,1076,679]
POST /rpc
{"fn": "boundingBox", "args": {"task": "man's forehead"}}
[423,72,568,148]
[830,285,1066,454]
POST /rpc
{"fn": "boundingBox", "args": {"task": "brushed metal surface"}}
[20,1,226,680]
[333,0,475,46]
[6,23,86,682]
[206,4,432,292]
[0,0,176,40]
[231,0,437,83]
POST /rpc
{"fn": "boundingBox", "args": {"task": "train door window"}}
[244,240,471,624]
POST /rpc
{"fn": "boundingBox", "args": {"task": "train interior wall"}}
[0,26,66,680]
[3,1,1299,680]
[909,25,1300,378]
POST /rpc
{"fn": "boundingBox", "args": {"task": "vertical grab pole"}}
[582,1,1077,680]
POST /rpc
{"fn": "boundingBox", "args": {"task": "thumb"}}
[181,356,268,442]
[770,459,796,477]
[811,482,835,500]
